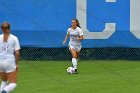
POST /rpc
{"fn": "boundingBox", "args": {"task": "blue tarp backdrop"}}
[0,0,140,48]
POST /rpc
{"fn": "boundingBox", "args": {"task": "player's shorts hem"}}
[7,66,16,73]
[0,68,16,73]
[6,70,16,73]
[69,45,81,52]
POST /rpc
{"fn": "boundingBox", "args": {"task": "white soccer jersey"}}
[0,34,20,60]
[67,27,83,46]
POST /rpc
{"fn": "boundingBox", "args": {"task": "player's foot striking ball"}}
[63,18,84,74]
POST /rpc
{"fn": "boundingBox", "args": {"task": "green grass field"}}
[11,60,140,93]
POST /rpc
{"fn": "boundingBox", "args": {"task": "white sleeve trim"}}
[14,36,21,51]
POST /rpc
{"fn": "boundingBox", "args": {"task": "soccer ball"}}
[67,67,75,74]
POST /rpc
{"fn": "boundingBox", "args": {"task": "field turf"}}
[10,60,140,93]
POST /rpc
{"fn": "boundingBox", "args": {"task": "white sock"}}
[0,81,8,92]
[72,58,77,69]
[3,83,17,93]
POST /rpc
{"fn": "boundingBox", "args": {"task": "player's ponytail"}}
[72,18,81,28]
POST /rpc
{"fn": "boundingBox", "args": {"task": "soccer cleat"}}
[74,69,78,74]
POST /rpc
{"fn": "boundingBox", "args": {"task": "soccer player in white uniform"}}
[63,19,84,74]
[0,22,20,93]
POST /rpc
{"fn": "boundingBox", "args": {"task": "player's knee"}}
[72,55,77,58]
[0,76,7,81]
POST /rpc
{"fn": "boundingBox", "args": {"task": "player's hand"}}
[63,40,66,45]
[16,65,19,72]
[76,37,80,40]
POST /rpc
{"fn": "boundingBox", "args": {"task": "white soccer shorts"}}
[0,59,16,73]
[69,45,82,52]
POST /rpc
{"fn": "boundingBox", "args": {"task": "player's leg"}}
[1,61,18,93]
[76,52,80,61]
[2,71,17,93]
[75,45,81,61]
[0,72,8,92]
[70,48,77,58]
[74,46,82,73]
[69,47,78,73]
[70,48,77,66]
[74,51,80,74]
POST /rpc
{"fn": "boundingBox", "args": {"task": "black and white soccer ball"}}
[67,67,75,74]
